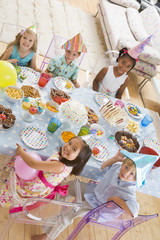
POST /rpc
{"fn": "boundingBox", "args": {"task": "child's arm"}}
[16,144,64,173]
[115,76,130,99]
[1,46,20,65]
[93,67,108,91]
[107,196,133,217]
[45,68,54,78]
[101,150,124,170]
[31,54,42,73]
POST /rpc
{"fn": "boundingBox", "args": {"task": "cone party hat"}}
[61,33,87,53]
[27,25,37,33]
[128,35,153,60]
[121,150,159,188]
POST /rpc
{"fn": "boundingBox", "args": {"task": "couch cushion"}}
[99,0,135,50]
[140,6,160,52]
[126,8,153,47]
[118,38,160,65]
[109,0,140,10]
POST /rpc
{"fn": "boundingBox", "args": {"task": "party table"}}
[0,70,160,184]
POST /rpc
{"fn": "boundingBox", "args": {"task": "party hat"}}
[61,33,87,53]
[128,35,153,61]
[27,25,37,33]
[121,150,159,188]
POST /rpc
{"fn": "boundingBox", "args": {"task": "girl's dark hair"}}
[58,136,92,175]
[116,47,136,72]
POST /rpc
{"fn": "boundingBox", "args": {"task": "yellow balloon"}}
[0,61,17,88]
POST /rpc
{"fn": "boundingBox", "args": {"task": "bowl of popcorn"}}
[90,123,105,139]
[45,100,60,116]
[5,85,24,103]
[60,130,76,145]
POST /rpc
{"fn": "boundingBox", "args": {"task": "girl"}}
[45,33,87,88]
[1,26,41,72]
[0,137,92,209]
[93,48,136,99]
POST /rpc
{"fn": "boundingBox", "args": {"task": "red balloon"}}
[14,152,42,180]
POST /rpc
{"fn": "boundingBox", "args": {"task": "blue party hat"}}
[121,150,159,188]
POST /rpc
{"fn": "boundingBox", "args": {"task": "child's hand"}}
[8,59,20,65]
[74,81,80,88]
[114,149,125,162]
[16,143,25,155]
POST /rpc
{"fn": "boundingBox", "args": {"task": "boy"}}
[32,149,158,240]
[45,33,87,88]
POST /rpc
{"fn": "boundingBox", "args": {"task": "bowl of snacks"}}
[4,85,24,103]
[90,123,105,139]
[115,130,140,152]
[45,100,60,116]
[60,130,76,145]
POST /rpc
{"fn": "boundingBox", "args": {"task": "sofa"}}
[97,0,160,80]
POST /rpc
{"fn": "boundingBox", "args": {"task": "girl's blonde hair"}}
[123,158,136,170]
[1,29,37,59]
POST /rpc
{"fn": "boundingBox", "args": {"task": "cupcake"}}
[22,102,30,110]
[22,97,30,102]
[37,106,44,114]
[0,114,7,120]
[3,119,14,129]
[7,113,16,122]
[4,108,12,116]
[29,107,37,114]
[0,104,5,114]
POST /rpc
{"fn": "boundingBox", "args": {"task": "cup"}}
[38,73,51,87]
[141,114,153,127]
[47,117,62,134]
[78,125,90,136]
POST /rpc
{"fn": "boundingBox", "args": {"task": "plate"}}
[115,131,140,152]
[125,103,142,119]
[18,67,40,84]
[20,126,48,149]
[91,139,111,162]
[144,137,160,155]
[95,92,109,105]
[54,77,74,93]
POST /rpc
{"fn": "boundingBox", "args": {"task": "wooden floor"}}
[0,0,160,239]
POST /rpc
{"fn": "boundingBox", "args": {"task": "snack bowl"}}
[4,85,24,103]
[90,123,105,139]
[45,100,60,116]
[60,130,76,145]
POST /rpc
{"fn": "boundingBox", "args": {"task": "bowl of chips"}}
[60,130,76,145]
[4,85,24,103]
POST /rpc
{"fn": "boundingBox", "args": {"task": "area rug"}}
[0,0,108,73]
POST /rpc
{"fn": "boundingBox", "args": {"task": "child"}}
[32,149,159,240]
[45,33,87,88]
[0,137,92,209]
[1,25,41,72]
[93,36,152,99]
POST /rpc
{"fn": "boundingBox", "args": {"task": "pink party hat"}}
[128,35,153,61]
[121,150,159,188]
[61,33,87,53]
[27,25,37,33]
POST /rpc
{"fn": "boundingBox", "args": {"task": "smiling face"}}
[20,32,35,51]
[65,50,80,65]
[117,55,135,74]
[61,137,83,161]
[119,163,136,182]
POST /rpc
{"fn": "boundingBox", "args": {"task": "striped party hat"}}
[61,33,87,53]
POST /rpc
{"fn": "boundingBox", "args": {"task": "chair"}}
[0,167,83,240]
[67,200,158,240]
[40,34,85,71]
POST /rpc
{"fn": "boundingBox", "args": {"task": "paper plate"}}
[18,67,40,84]
[54,77,74,93]
[91,139,111,162]
[20,126,48,149]
[144,137,160,155]
[125,103,142,119]
[95,92,109,105]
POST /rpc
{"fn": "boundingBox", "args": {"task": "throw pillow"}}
[126,8,153,47]
[109,0,140,10]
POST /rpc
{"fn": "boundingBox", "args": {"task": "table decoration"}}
[20,126,48,149]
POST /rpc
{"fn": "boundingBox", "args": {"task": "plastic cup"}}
[38,73,51,87]
[47,117,62,134]
[78,125,90,136]
[141,114,153,127]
